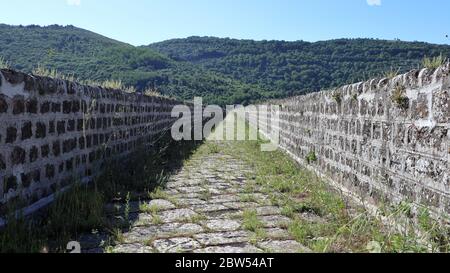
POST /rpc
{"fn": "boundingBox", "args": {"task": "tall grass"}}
[384,67,400,79]
[0,183,104,253]
[32,64,77,82]
[44,183,105,250]
[144,88,163,97]
[0,129,201,253]
[422,54,447,70]
[0,212,44,253]
[0,56,11,69]
[32,64,137,93]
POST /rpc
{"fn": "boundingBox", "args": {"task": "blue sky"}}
[0,0,449,46]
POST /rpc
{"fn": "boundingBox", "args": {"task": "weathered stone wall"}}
[248,64,449,217]
[0,69,188,218]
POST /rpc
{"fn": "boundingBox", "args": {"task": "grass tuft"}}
[422,54,447,70]
[391,84,409,110]
[384,67,400,79]
[242,210,264,232]
[0,56,11,69]
[305,151,317,164]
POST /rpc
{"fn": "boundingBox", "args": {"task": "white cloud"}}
[66,0,81,6]
[367,0,381,6]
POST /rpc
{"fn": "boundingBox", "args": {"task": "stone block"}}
[11,146,26,165]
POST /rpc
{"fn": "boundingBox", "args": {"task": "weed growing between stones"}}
[391,84,409,110]
[332,93,342,104]
[199,189,212,201]
[305,151,317,164]
[149,188,170,200]
[242,210,264,232]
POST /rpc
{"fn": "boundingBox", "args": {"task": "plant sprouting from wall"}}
[384,67,400,79]
[32,64,77,82]
[32,64,137,93]
[422,54,447,70]
[306,151,317,164]
[144,88,163,97]
[332,93,342,104]
[0,56,11,69]
[391,84,409,110]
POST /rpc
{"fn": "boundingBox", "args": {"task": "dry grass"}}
[391,84,409,110]
[384,67,400,79]
[0,56,11,69]
[422,54,447,70]
[32,64,137,93]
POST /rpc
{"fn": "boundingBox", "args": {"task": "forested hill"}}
[1,25,449,105]
[0,24,271,105]
[148,36,450,98]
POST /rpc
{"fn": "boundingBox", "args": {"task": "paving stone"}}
[192,203,229,213]
[257,240,311,253]
[194,231,250,246]
[209,195,241,204]
[209,188,223,195]
[173,192,203,199]
[223,202,259,210]
[176,198,207,206]
[148,199,176,210]
[159,222,204,236]
[260,215,292,228]
[159,208,198,223]
[225,188,242,194]
[123,226,159,243]
[255,206,282,216]
[194,244,263,253]
[123,223,204,243]
[152,237,201,253]
[177,186,207,194]
[131,213,154,227]
[264,228,293,240]
[202,219,242,232]
[112,243,154,253]
[205,209,243,220]
[208,183,232,190]
[163,189,179,195]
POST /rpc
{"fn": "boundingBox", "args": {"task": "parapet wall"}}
[249,64,450,217]
[0,69,187,217]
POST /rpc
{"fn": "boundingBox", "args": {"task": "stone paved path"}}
[82,142,310,253]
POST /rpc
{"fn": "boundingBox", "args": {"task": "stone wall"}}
[248,64,449,217]
[0,69,188,219]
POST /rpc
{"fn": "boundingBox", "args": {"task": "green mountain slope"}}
[1,25,449,105]
[148,36,450,97]
[0,24,172,79]
[0,24,268,105]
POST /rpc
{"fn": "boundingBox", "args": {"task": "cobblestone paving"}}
[81,143,310,253]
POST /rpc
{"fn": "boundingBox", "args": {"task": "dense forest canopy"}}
[1,24,449,105]
[148,36,450,98]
